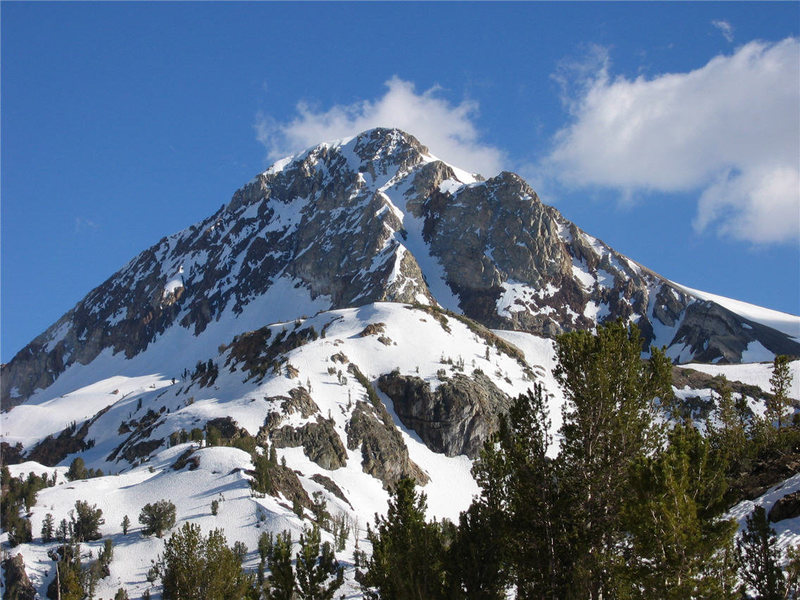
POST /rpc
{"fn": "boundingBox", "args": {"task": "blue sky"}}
[2,2,798,363]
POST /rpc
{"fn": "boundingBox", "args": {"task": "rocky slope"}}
[3,128,799,409]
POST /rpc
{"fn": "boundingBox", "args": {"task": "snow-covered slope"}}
[0,302,558,597]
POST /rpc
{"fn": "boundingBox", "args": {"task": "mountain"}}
[1,128,799,598]
[2,128,798,409]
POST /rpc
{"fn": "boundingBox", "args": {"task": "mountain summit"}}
[3,127,798,407]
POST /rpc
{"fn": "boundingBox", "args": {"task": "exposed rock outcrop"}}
[346,400,428,489]
[270,418,348,470]
[378,371,512,458]
[769,490,800,523]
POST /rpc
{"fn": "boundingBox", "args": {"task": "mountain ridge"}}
[3,127,799,408]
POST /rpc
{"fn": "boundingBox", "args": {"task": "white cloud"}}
[255,77,505,176]
[547,38,800,243]
[712,19,735,43]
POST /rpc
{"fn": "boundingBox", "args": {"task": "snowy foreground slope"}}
[2,301,798,598]
[0,303,554,597]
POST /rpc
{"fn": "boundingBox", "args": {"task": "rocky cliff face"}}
[3,127,798,409]
[378,371,512,458]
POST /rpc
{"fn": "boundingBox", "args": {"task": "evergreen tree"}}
[554,320,672,599]
[121,514,130,535]
[624,423,737,598]
[66,457,89,481]
[268,531,295,600]
[295,524,344,600]
[785,545,800,599]
[709,378,750,478]
[47,542,85,600]
[737,506,786,600]
[362,478,447,600]
[446,502,507,600]
[41,512,55,542]
[769,355,792,429]
[160,522,252,600]
[138,499,176,537]
[469,385,562,598]
[252,450,274,494]
[72,500,105,542]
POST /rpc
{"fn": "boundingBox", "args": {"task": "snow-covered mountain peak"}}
[3,127,799,410]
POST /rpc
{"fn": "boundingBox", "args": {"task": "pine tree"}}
[446,502,507,599]
[737,506,786,600]
[554,320,672,599]
[160,522,252,600]
[138,500,176,537]
[624,423,737,598]
[251,450,274,494]
[710,377,748,471]
[362,478,447,600]
[295,524,344,600]
[469,385,562,598]
[268,531,295,600]
[42,512,55,542]
[66,457,88,481]
[785,545,800,599]
[121,514,130,535]
[72,500,105,542]
[769,355,793,429]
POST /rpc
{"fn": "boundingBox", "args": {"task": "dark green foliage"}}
[72,500,105,542]
[41,512,55,542]
[470,384,560,598]
[206,424,222,447]
[190,427,204,442]
[211,499,220,516]
[114,588,130,600]
[785,545,800,599]
[709,378,749,471]
[138,499,176,537]
[456,321,747,599]
[160,522,252,600]
[555,320,671,598]
[268,531,295,600]
[446,502,506,600]
[46,542,86,600]
[737,506,786,600]
[769,355,792,429]
[258,531,274,561]
[349,364,383,409]
[121,514,130,535]
[251,450,274,495]
[362,478,448,600]
[311,491,330,529]
[1,469,54,546]
[295,524,344,600]
[624,423,737,598]
[66,457,88,481]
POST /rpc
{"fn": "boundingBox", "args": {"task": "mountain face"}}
[2,128,799,408]
[2,128,799,598]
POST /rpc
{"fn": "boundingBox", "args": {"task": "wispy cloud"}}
[74,217,99,234]
[545,38,800,244]
[712,19,735,43]
[255,76,505,177]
